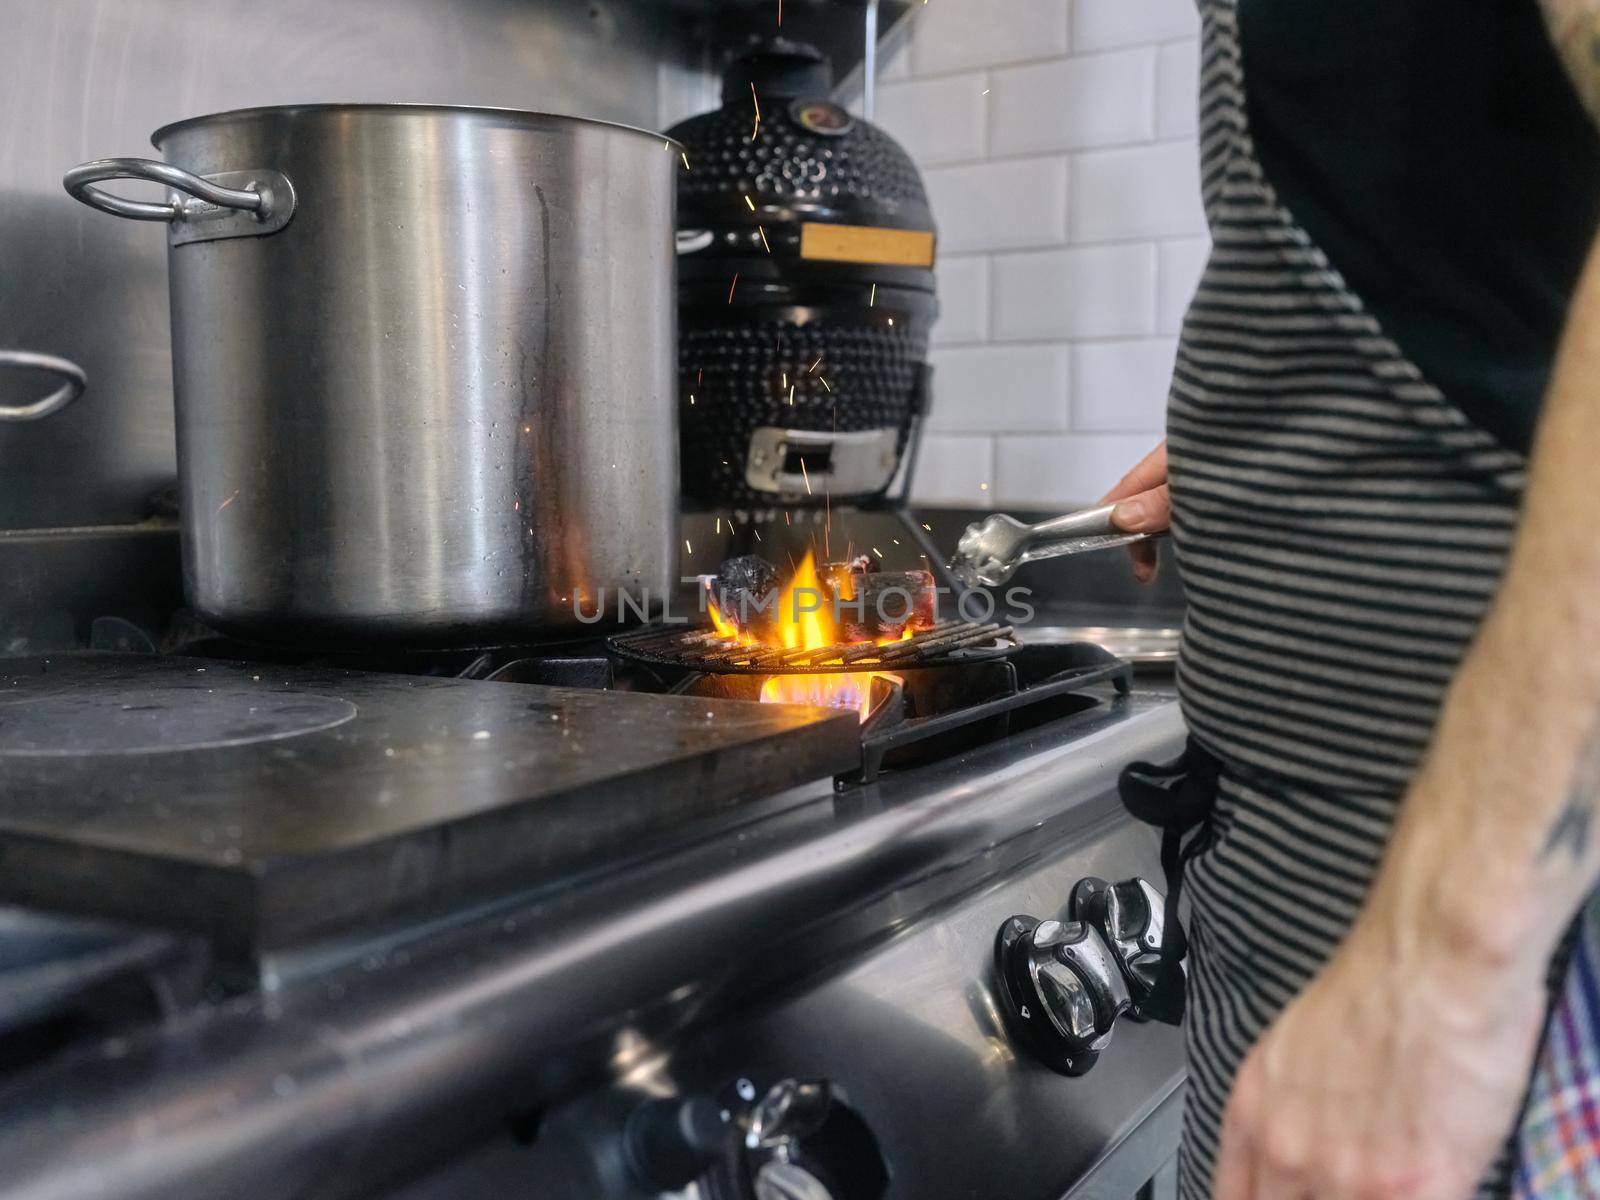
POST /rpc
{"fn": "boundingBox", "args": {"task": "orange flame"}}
[757,552,903,721]
[760,672,887,718]
[775,552,831,650]
[707,595,746,642]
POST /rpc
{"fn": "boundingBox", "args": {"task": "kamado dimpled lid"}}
[668,38,939,509]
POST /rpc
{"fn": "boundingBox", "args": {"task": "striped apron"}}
[1168,1,1600,1195]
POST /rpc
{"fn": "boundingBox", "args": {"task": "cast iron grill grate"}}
[606,619,1019,676]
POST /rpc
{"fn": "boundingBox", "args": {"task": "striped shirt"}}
[1170,1,1599,1195]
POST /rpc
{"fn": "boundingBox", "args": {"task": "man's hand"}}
[1214,908,1547,1200]
[1098,440,1171,584]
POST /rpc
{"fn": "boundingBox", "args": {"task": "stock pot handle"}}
[0,351,87,422]
[63,158,295,244]
[64,157,267,221]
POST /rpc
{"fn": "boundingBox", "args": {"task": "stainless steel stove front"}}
[394,699,1188,1200]
[0,689,1187,1200]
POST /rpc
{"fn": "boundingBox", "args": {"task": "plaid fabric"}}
[1517,894,1600,1198]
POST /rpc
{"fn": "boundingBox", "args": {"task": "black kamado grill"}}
[668,38,938,509]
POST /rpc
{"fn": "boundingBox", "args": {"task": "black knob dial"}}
[623,1095,733,1191]
[1071,876,1170,1018]
[994,915,1130,1076]
[679,1078,888,1200]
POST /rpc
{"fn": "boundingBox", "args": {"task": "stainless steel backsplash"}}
[0,0,712,530]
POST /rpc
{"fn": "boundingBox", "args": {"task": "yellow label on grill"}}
[798,223,936,267]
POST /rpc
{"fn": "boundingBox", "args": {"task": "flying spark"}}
[689,394,696,405]
[809,357,822,373]
[782,372,788,388]
[716,517,722,533]
[789,384,796,405]
[728,273,739,303]
[744,194,756,211]
[921,522,933,531]
[888,318,895,327]
[872,547,884,558]
[685,539,693,554]
[800,458,812,495]
[820,377,832,392]
[982,89,990,95]
[754,529,763,542]
[869,283,877,306]
[980,482,989,491]
[758,225,771,253]
[750,82,762,141]
[681,151,691,171]
[217,490,240,513]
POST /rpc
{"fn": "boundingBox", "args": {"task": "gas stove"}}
[0,619,1186,1200]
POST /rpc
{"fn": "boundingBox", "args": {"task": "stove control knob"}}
[1071,876,1168,1016]
[994,915,1130,1076]
[744,1080,888,1200]
[623,1095,730,1191]
[695,1078,889,1200]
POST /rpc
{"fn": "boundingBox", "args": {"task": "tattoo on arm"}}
[1540,712,1600,864]
[1542,800,1594,863]
[1540,0,1600,124]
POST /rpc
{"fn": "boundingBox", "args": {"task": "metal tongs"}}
[947,503,1163,588]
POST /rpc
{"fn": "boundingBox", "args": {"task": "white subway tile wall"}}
[915,434,997,507]
[879,0,1207,507]
[990,244,1156,341]
[875,71,989,165]
[1070,143,1206,244]
[1072,339,1180,432]
[1158,237,1210,335]
[909,0,1070,75]
[925,345,1071,433]
[921,156,1069,252]
[931,255,990,346]
[988,49,1156,155]
[995,433,1164,507]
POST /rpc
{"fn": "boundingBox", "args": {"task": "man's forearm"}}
[1364,232,1600,977]
[1541,0,1600,119]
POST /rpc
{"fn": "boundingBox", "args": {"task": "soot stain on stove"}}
[511,183,556,606]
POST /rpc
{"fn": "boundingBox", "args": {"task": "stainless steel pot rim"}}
[151,102,682,150]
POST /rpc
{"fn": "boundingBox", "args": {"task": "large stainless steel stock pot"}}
[66,104,679,644]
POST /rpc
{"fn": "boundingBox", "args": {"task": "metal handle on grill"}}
[0,351,87,422]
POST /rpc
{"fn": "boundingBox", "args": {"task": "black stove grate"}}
[606,619,1018,676]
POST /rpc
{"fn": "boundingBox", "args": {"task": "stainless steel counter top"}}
[0,687,1186,1200]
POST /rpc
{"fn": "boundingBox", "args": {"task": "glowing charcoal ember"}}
[827,563,936,642]
[712,554,780,636]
